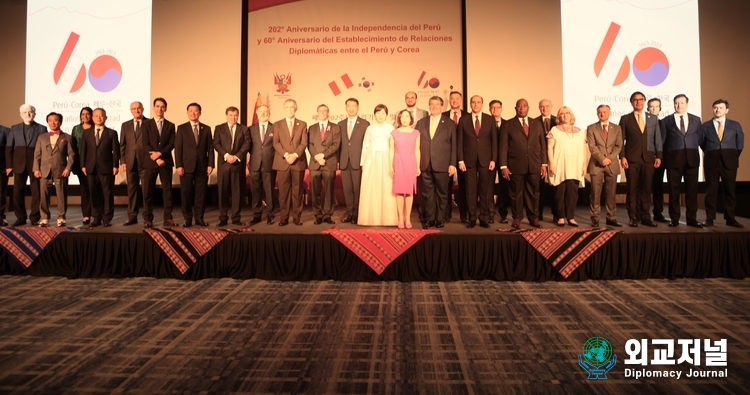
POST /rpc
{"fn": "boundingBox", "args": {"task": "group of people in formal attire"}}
[0,90,743,230]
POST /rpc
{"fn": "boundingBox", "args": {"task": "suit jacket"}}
[662,113,702,169]
[308,122,341,171]
[457,112,497,168]
[442,109,469,125]
[700,118,744,170]
[535,115,558,135]
[80,126,120,174]
[119,117,148,171]
[248,122,276,172]
[0,125,9,167]
[272,118,308,172]
[618,111,663,164]
[175,122,214,174]
[140,118,175,169]
[415,115,456,172]
[6,121,46,173]
[403,108,428,125]
[499,116,547,174]
[33,132,74,178]
[586,122,622,175]
[214,123,251,172]
[337,116,369,170]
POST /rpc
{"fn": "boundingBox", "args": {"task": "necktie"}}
[96,128,101,145]
[430,118,437,139]
[637,113,644,133]
[453,112,459,125]
[474,116,480,136]
[717,121,724,141]
[193,124,199,143]
[348,120,353,139]
[261,124,266,143]
[288,119,294,136]
[603,124,609,141]
[320,123,326,141]
[680,115,686,134]
[544,118,550,133]
[135,120,141,139]
[522,118,529,136]
[229,124,234,150]
[157,120,163,136]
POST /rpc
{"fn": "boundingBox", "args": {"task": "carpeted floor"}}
[0,277,748,394]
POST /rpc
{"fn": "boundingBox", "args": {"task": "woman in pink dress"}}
[389,110,421,228]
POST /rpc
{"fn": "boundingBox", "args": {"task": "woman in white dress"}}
[547,106,588,227]
[358,104,398,226]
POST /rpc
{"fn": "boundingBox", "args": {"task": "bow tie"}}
[49,130,60,135]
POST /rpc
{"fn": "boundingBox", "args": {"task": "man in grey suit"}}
[6,104,46,226]
[119,101,147,225]
[337,98,369,224]
[33,112,74,227]
[248,104,277,225]
[618,91,663,227]
[403,91,428,126]
[586,105,623,227]
[415,96,456,228]
[308,104,341,224]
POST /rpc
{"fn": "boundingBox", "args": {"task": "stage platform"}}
[1,205,748,281]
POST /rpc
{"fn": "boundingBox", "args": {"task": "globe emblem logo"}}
[578,336,617,379]
[594,22,670,87]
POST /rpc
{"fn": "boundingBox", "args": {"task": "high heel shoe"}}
[568,220,579,227]
[398,223,405,229]
[405,223,413,229]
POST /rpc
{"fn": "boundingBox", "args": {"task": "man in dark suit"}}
[618,91,663,227]
[499,99,548,229]
[662,94,702,227]
[647,98,668,222]
[248,104,277,225]
[536,99,557,222]
[308,104,341,225]
[214,106,251,226]
[586,105,623,227]
[337,98,369,224]
[443,91,469,223]
[457,95,497,228]
[140,97,176,228]
[273,99,308,226]
[0,124,9,226]
[416,96,456,228]
[700,98,744,228]
[80,108,120,228]
[119,101,148,225]
[175,103,214,227]
[6,104,46,226]
[33,112,75,227]
[489,99,509,224]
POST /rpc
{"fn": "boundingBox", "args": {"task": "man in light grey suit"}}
[586,105,622,227]
[308,104,341,224]
[415,96,456,228]
[337,98,369,224]
[403,91,428,126]
[33,112,74,227]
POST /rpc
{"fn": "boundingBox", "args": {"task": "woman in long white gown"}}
[358,104,398,226]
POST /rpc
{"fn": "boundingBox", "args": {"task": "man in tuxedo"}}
[0,124,9,226]
[489,99,509,224]
[442,91,469,223]
[140,97,176,228]
[499,99,548,229]
[33,112,74,227]
[273,99,308,226]
[457,95,497,228]
[248,105,277,225]
[647,98,668,223]
[618,91,663,227]
[586,105,623,227]
[119,101,148,225]
[536,99,557,222]
[308,104,341,225]
[700,99,744,228]
[337,98,369,224]
[416,96,456,228]
[662,94,702,227]
[80,108,120,228]
[175,103,214,227]
[214,106,251,226]
[6,104,46,226]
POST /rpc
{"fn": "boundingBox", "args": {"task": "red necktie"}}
[522,118,529,136]
[320,124,325,141]
[474,116,480,136]
[603,123,608,141]
[453,112,459,125]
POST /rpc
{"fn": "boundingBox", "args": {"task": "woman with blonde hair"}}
[546,106,588,226]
